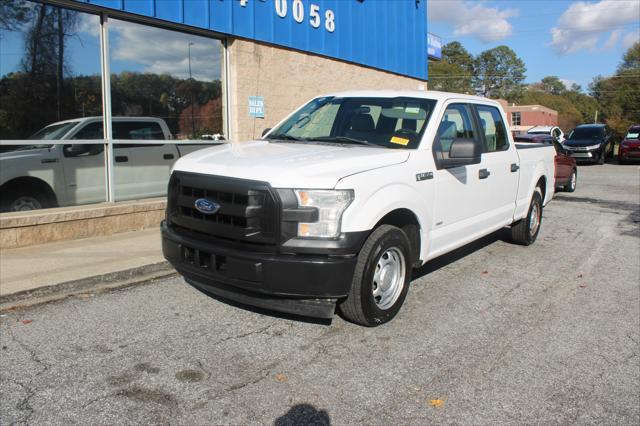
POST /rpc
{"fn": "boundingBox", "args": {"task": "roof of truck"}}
[44,116,166,126]
[322,90,497,103]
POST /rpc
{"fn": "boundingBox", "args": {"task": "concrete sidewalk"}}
[0,227,173,307]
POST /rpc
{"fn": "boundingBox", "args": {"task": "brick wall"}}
[227,39,427,142]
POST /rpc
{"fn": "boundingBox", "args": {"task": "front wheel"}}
[511,189,543,246]
[339,225,412,326]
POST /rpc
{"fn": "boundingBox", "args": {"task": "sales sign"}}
[249,96,265,118]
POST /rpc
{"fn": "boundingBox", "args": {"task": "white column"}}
[99,13,114,203]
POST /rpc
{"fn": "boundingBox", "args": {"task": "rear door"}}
[112,121,176,200]
[474,104,520,226]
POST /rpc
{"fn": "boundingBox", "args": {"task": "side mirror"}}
[440,138,481,169]
[261,128,272,137]
[63,144,103,157]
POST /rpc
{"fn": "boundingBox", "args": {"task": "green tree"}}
[428,41,474,94]
[589,42,640,138]
[539,76,567,95]
[474,45,527,102]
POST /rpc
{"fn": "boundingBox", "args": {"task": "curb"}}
[0,261,177,312]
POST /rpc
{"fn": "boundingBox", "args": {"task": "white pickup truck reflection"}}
[0,117,217,212]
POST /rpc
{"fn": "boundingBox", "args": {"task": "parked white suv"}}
[162,91,556,326]
[0,117,212,212]
[527,125,565,142]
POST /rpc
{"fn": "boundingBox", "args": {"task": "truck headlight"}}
[294,189,353,238]
[586,144,601,150]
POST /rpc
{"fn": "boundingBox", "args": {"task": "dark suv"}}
[563,124,614,164]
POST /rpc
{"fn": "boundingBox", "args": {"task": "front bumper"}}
[161,221,360,318]
[565,147,602,162]
[619,146,640,160]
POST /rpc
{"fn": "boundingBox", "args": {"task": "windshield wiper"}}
[266,134,305,142]
[305,136,378,147]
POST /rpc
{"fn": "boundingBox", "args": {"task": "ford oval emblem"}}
[194,198,220,215]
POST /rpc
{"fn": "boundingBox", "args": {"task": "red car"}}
[618,125,640,163]
[515,134,577,192]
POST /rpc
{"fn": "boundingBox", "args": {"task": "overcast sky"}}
[428,0,640,89]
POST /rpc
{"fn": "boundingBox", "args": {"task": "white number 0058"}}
[274,0,335,33]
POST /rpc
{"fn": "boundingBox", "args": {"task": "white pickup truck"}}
[0,117,213,212]
[162,91,556,326]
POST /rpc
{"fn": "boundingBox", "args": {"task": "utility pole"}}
[594,110,598,123]
[188,42,195,138]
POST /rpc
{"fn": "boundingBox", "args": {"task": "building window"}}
[511,112,521,126]
[0,0,227,212]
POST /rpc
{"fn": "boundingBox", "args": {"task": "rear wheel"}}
[511,188,543,246]
[339,225,411,326]
[564,169,577,193]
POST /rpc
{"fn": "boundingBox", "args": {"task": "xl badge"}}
[194,198,220,214]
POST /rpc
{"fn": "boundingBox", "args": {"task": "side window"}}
[113,122,164,140]
[476,105,509,152]
[113,121,164,148]
[433,103,478,161]
[71,122,103,139]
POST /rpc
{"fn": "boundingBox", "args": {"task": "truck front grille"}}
[167,172,279,245]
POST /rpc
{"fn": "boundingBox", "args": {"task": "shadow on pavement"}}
[412,227,511,280]
[274,403,331,426]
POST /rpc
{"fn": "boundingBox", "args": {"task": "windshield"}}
[0,122,79,153]
[266,96,437,149]
[29,122,78,140]
[568,127,602,140]
[625,130,639,139]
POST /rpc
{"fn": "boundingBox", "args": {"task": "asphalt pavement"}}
[1,162,638,425]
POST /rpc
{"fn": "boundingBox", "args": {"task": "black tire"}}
[0,186,48,212]
[511,189,543,246]
[339,225,412,327]
[598,151,605,164]
[564,169,577,193]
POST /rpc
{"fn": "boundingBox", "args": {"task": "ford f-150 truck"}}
[0,117,215,212]
[162,91,556,326]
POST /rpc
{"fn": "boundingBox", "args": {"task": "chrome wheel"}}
[570,171,577,190]
[10,196,42,211]
[372,247,406,310]
[529,202,541,236]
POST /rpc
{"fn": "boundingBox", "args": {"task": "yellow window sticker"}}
[390,136,410,146]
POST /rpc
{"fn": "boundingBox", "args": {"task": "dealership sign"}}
[427,33,442,60]
[249,96,265,118]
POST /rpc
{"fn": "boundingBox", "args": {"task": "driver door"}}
[428,102,487,256]
[61,121,129,205]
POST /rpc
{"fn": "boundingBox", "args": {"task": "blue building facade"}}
[77,0,428,80]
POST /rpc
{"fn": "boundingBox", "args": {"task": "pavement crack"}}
[210,323,276,345]
[5,324,51,424]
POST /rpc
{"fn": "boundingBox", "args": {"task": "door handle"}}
[479,169,491,179]
[41,158,58,164]
[163,154,174,160]
[511,163,519,172]
[115,156,128,163]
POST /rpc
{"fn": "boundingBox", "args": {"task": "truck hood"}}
[564,139,603,147]
[172,140,410,188]
[0,146,52,160]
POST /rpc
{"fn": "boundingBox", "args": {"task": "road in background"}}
[1,163,638,425]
